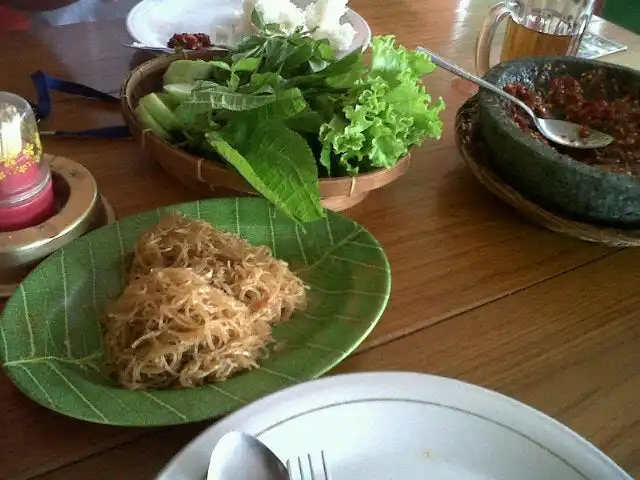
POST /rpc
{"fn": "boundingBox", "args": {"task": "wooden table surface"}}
[1,1,639,478]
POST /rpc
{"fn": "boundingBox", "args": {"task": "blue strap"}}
[39,126,132,138]
[30,70,132,139]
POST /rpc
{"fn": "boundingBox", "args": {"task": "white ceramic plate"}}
[156,372,632,480]
[126,0,371,55]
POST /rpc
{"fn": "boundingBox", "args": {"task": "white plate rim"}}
[156,371,632,480]
[125,0,371,53]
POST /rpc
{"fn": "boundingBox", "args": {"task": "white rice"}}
[305,0,356,52]
[239,0,357,52]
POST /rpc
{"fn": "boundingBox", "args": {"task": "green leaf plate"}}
[0,198,390,426]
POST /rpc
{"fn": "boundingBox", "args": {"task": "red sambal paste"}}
[503,70,640,177]
[167,33,213,50]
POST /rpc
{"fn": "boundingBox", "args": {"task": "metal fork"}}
[286,451,332,480]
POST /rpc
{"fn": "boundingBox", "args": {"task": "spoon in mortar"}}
[417,47,614,150]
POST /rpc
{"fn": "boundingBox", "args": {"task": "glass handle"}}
[474,2,511,76]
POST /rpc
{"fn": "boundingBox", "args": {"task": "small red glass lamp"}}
[0,92,56,232]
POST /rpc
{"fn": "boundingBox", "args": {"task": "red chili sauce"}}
[167,33,213,50]
[503,70,640,177]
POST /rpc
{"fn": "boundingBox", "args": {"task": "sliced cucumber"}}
[134,103,172,141]
[157,92,180,111]
[163,83,196,104]
[163,59,214,85]
[139,93,179,132]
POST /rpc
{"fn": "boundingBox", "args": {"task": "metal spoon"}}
[417,46,614,150]
[206,431,289,480]
[122,43,229,54]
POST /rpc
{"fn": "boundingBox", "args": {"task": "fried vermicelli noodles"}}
[101,214,307,390]
[129,214,305,323]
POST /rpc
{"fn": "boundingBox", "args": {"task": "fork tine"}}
[285,451,331,480]
[284,458,298,480]
[285,459,292,479]
[307,453,316,479]
[321,451,332,480]
[299,455,306,478]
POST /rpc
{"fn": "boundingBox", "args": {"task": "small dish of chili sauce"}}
[167,33,213,50]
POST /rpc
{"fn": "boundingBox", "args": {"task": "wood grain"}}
[28,424,209,480]
[0,0,639,478]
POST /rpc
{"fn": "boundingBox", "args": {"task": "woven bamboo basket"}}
[455,95,640,247]
[120,50,411,212]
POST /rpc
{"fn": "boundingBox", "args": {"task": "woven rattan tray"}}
[455,96,640,247]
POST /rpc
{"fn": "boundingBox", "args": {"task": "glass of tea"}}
[475,0,596,76]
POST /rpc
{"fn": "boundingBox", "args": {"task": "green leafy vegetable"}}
[232,57,262,72]
[177,88,280,115]
[134,21,445,224]
[209,60,232,71]
[208,120,323,223]
[319,35,445,174]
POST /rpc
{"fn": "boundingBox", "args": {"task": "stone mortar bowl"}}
[479,55,640,229]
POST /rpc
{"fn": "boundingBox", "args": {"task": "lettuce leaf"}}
[319,35,445,174]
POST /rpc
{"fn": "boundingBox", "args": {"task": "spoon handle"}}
[416,46,536,118]
[122,43,229,54]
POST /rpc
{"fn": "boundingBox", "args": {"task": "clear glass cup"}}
[0,91,55,232]
[475,0,596,76]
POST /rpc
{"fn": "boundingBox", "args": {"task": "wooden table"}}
[1,1,639,478]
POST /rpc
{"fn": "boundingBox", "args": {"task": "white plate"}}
[156,372,632,480]
[126,0,371,55]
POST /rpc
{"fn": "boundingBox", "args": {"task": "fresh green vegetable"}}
[134,103,172,141]
[157,92,181,110]
[134,18,445,224]
[163,83,196,103]
[138,93,179,133]
[208,120,323,223]
[319,36,445,175]
[163,59,215,85]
